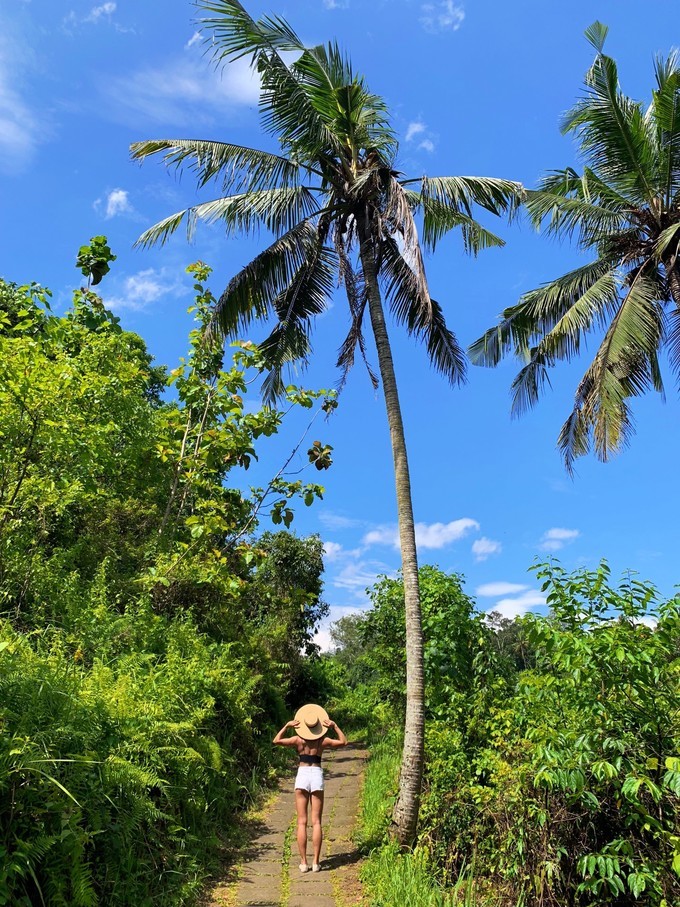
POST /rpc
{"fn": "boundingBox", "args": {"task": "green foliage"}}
[349,562,680,907]
[0,248,335,905]
[360,566,489,719]
[76,236,117,286]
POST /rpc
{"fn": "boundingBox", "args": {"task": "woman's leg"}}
[310,791,324,866]
[295,789,310,866]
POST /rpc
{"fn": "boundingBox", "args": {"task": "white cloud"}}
[314,604,364,652]
[103,267,187,313]
[420,1,465,33]
[633,615,658,629]
[85,2,116,22]
[63,2,128,32]
[363,518,479,550]
[185,31,201,49]
[94,188,134,219]
[333,562,383,592]
[314,627,334,652]
[476,582,528,597]
[539,527,580,552]
[0,44,40,172]
[405,120,426,142]
[472,537,502,561]
[323,541,344,561]
[319,511,363,530]
[105,55,259,127]
[323,0,349,7]
[486,589,547,621]
[405,119,436,153]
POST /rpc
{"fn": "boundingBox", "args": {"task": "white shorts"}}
[294,765,324,793]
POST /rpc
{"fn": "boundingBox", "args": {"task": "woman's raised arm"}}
[321,718,348,748]
[273,719,300,746]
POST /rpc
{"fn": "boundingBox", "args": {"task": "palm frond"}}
[257,242,337,403]
[136,187,320,248]
[135,210,190,248]
[666,305,680,382]
[508,267,621,416]
[649,52,680,206]
[209,219,323,339]
[418,195,505,254]
[198,0,303,58]
[198,1,343,164]
[653,222,680,260]
[408,175,523,218]
[379,235,466,385]
[584,20,609,54]
[335,230,378,389]
[561,48,658,208]
[525,189,630,245]
[130,139,315,192]
[557,269,665,467]
[557,398,592,475]
[291,42,396,162]
[469,259,616,367]
[383,178,431,307]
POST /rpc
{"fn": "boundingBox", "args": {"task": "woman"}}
[273,703,348,873]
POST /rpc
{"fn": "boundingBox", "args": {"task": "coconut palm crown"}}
[470,22,680,471]
[131,0,520,843]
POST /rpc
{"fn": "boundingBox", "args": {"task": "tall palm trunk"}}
[357,210,424,846]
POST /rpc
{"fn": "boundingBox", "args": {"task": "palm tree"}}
[131,0,520,844]
[470,22,680,472]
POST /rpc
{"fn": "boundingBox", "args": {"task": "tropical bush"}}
[0,252,334,905]
[345,563,680,906]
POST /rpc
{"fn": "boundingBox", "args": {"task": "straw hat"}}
[294,703,330,740]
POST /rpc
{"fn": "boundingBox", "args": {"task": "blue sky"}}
[2,0,679,647]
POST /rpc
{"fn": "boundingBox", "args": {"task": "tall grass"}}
[355,733,400,851]
[363,843,481,907]
[357,732,483,907]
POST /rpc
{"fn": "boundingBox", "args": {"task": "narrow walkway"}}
[204,744,366,907]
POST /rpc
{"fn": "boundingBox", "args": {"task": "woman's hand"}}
[321,718,347,748]
[273,719,300,745]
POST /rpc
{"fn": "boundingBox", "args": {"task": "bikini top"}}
[298,753,322,766]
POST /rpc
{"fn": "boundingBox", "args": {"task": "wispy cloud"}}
[323,0,349,8]
[185,31,201,49]
[476,582,528,597]
[333,562,384,592]
[405,120,426,142]
[0,34,41,173]
[539,527,580,552]
[363,518,479,550]
[63,2,132,34]
[319,511,364,530]
[420,1,465,33]
[405,119,436,153]
[103,267,188,313]
[472,537,502,561]
[85,2,116,22]
[323,541,344,562]
[94,188,135,219]
[485,589,547,621]
[104,55,259,127]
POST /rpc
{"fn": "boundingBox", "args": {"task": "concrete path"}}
[204,743,366,907]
